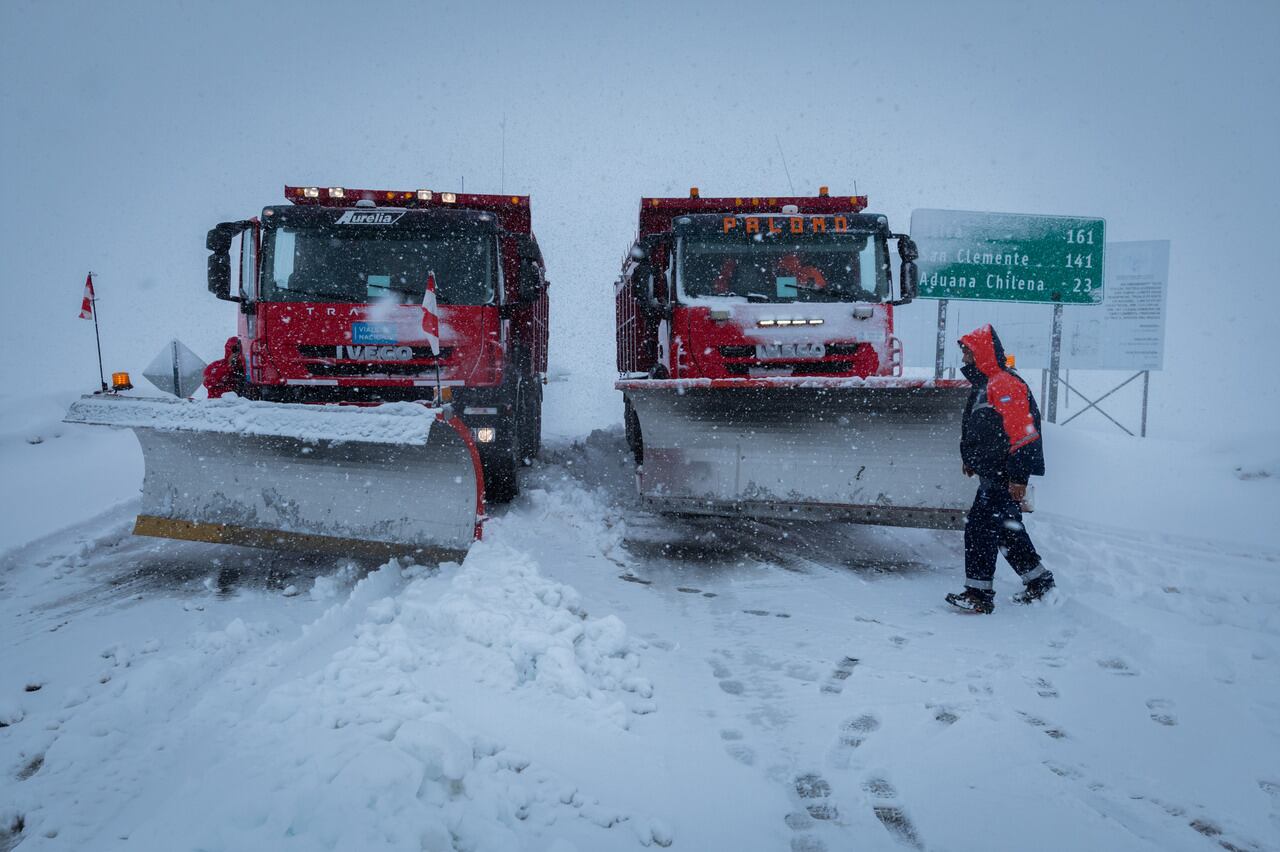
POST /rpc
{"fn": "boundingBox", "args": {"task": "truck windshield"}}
[260,226,496,305]
[678,232,889,304]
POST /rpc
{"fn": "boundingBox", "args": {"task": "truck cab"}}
[206,186,549,501]
[616,192,917,387]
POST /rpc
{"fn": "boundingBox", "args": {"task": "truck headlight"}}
[474,427,496,444]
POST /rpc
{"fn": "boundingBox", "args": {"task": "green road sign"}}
[911,209,1106,305]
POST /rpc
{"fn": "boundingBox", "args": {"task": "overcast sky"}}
[2,0,1277,438]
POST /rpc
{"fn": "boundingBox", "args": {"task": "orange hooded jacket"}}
[958,324,1045,484]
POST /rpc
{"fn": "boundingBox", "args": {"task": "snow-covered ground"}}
[2,382,1279,851]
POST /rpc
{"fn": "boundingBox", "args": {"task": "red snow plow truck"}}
[66,185,549,560]
[615,189,970,529]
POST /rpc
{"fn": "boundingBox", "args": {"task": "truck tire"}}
[484,449,519,503]
[484,378,524,504]
[519,380,542,463]
[624,397,643,465]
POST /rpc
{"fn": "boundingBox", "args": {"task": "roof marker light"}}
[807,318,824,325]
[329,187,345,198]
[782,204,799,214]
[417,189,433,201]
[302,187,320,198]
[819,186,830,197]
[758,319,777,327]
[690,187,700,198]
[441,192,457,203]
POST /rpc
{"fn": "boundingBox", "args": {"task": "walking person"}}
[946,324,1055,613]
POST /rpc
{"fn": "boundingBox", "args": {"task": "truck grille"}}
[304,362,439,377]
[296,345,452,360]
[718,343,863,359]
[717,342,867,377]
[724,362,854,376]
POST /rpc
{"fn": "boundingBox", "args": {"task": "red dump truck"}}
[614,189,972,529]
[66,185,548,560]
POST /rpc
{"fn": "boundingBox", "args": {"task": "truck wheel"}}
[484,450,520,503]
[519,380,542,463]
[485,382,523,503]
[624,397,643,465]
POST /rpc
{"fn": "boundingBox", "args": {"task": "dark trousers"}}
[963,482,1045,592]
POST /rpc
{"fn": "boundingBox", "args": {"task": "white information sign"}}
[896,241,1168,372]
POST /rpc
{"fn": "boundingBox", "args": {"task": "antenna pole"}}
[500,114,507,194]
[90,273,107,392]
[775,134,796,195]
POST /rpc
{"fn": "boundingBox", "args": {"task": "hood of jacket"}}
[959,324,1007,381]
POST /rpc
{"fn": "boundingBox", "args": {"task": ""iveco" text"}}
[335,345,414,360]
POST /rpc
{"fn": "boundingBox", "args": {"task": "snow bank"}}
[426,541,651,725]
[63,394,442,445]
[16,545,660,850]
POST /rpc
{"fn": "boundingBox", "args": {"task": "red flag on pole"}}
[78,273,96,320]
[421,272,441,356]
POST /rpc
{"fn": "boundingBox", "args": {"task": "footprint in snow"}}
[1186,815,1260,850]
[863,777,924,849]
[929,704,960,726]
[1145,698,1177,726]
[15,752,44,781]
[1030,677,1059,698]
[742,608,790,618]
[821,656,859,694]
[719,728,755,765]
[1043,760,1082,780]
[1018,710,1067,739]
[1097,657,1138,676]
[709,655,746,695]
[831,713,880,769]
[1046,627,1077,651]
[793,772,838,820]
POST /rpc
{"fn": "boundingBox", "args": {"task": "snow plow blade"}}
[619,377,972,530]
[64,395,484,561]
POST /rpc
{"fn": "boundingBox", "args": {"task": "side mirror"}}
[517,258,542,303]
[889,233,918,305]
[895,260,919,305]
[208,251,233,301]
[206,221,250,302]
[629,243,649,262]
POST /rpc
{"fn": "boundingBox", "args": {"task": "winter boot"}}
[1012,574,1056,604]
[945,588,995,614]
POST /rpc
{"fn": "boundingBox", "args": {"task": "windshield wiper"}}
[705,291,771,303]
[292,288,360,303]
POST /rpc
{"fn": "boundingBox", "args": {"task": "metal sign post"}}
[1046,302,1064,422]
[933,299,948,379]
